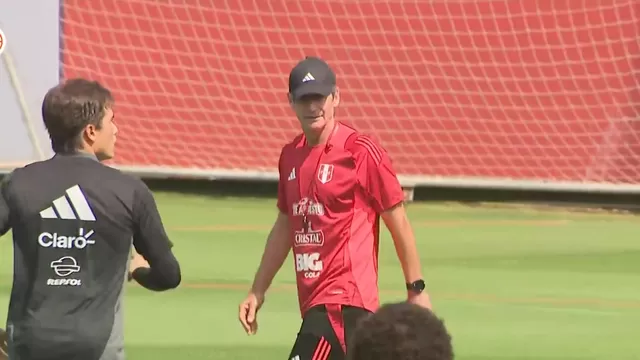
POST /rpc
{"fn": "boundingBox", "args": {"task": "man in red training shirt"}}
[238,56,431,360]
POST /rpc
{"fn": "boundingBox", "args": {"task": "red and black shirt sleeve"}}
[346,134,405,213]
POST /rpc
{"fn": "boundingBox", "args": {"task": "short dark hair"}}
[42,78,113,153]
[350,302,454,360]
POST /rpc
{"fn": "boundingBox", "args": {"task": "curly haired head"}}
[350,302,453,360]
[42,78,114,154]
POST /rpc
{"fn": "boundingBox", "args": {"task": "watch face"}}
[408,280,425,292]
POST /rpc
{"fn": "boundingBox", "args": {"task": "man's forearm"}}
[384,209,423,283]
[132,251,181,291]
[250,213,291,295]
[132,266,180,291]
[392,229,424,283]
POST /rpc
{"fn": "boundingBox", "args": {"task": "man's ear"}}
[332,87,340,107]
[83,124,98,144]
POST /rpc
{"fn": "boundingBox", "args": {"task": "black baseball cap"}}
[288,56,336,101]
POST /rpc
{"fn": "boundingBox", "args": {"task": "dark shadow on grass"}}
[144,178,278,200]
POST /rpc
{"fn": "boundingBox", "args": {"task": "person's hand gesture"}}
[238,292,265,335]
[127,251,149,282]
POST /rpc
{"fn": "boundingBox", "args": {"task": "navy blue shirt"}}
[0,153,180,360]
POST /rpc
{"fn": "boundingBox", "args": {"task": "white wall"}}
[0,0,59,171]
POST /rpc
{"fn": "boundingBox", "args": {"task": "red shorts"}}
[287,304,372,360]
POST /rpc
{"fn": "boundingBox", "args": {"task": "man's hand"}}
[238,292,265,335]
[128,251,149,282]
[130,251,149,271]
[408,291,432,310]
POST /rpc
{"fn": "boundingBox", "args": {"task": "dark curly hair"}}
[349,302,453,360]
[41,78,113,153]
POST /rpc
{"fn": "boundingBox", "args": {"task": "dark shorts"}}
[287,304,372,360]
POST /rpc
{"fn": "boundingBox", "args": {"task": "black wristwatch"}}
[406,279,426,294]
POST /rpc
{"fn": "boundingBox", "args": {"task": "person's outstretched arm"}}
[238,211,291,335]
[349,135,431,308]
[130,180,181,291]
[250,212,291,297]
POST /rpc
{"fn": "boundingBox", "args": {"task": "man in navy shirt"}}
[0,78,181,360]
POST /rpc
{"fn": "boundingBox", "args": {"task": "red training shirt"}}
[276,122,405,317]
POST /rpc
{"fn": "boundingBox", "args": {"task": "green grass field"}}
[1,191,640,359]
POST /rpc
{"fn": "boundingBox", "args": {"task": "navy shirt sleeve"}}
[132,180,173,258]
[131,180,181,290]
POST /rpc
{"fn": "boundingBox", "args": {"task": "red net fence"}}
[61,0,640,188]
